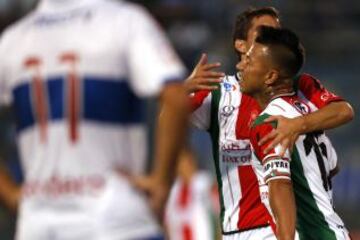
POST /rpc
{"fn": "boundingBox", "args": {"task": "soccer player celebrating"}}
[0,0,189,239]
[187,6,353,240]
[242,26,351,240]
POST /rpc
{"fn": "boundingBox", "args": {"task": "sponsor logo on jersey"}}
[23,175,105,198]
[223,82,236,92]
[221,143,251,165]
[34,9,93,26]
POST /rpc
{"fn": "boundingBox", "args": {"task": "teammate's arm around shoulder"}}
[250,120,296,240]
[259,73,354,156]
[293,73,354,131]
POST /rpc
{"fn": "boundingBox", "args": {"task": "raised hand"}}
[185,53,225,93]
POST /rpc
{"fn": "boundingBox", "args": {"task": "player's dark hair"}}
[232,7,279,43]
[255,26,305,77]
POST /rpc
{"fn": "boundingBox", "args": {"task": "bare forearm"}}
[153,84,190,186]
[0,168,20,211]
[296,101,354,134]
[269,179,296,240]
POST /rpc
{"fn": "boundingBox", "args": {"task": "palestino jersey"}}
[250,93,350,240]
[0,0,186,239]
[189,73,344,235]
[165,172,217,240]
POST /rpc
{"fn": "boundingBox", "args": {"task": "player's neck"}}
[255,83,295,110]
[252,93,270,110]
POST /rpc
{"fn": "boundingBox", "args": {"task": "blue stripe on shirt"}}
[83,77,144,124]
[13,83,35,131]
[12,77,145,132]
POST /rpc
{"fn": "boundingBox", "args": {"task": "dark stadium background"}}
[0,0,359,239]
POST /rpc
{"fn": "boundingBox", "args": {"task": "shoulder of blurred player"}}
[0,11,37,50]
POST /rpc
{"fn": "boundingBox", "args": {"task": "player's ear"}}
[265,69,279,86]
[234,39,247,54]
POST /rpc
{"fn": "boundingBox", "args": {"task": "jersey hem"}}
[222,223,270,235]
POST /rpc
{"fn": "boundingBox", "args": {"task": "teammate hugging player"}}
[187,6,353,240]
[240,26,351,240]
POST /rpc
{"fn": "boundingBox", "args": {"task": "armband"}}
[263,156,291,183]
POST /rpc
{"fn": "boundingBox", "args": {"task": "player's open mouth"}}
[237,72,245,86]
[237,72,243,82]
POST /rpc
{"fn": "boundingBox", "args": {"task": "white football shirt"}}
[0,0,186,239]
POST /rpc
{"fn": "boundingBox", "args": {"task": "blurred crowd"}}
[0,0,359,239]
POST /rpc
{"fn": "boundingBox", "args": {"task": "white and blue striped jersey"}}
[0,0,186,239]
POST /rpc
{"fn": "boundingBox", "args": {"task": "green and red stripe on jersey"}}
[190,87,275,234]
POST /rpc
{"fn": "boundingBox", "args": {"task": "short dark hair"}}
[233,7,279,43]
[255,26,305,77]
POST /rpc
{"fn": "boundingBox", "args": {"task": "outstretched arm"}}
[294,101,353,132]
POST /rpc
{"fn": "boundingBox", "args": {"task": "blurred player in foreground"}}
[243,26,351,240]
[186,6,354,240]
[165,148,220,240]
[0,0,189,239]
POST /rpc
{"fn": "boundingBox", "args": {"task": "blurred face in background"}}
[235,15,280,66]
[246,15,280,49]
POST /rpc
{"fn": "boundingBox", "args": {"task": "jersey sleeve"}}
[0,33,12,106]
[189,90,212,130]
[296,73,344,109]
[250,118,291,183]
[125,5,187,97]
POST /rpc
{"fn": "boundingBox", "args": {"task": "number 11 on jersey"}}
[24,52,80,144]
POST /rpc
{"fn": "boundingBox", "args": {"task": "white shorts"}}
[15,209,162,240]
[15,175,162,240]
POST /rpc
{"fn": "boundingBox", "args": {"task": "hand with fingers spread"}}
[259,115,304,157]
[185,53,225,93]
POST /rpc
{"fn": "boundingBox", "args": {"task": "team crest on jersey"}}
[293,101,310,114]
[221,105,235,117]
[320,91,334,102]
